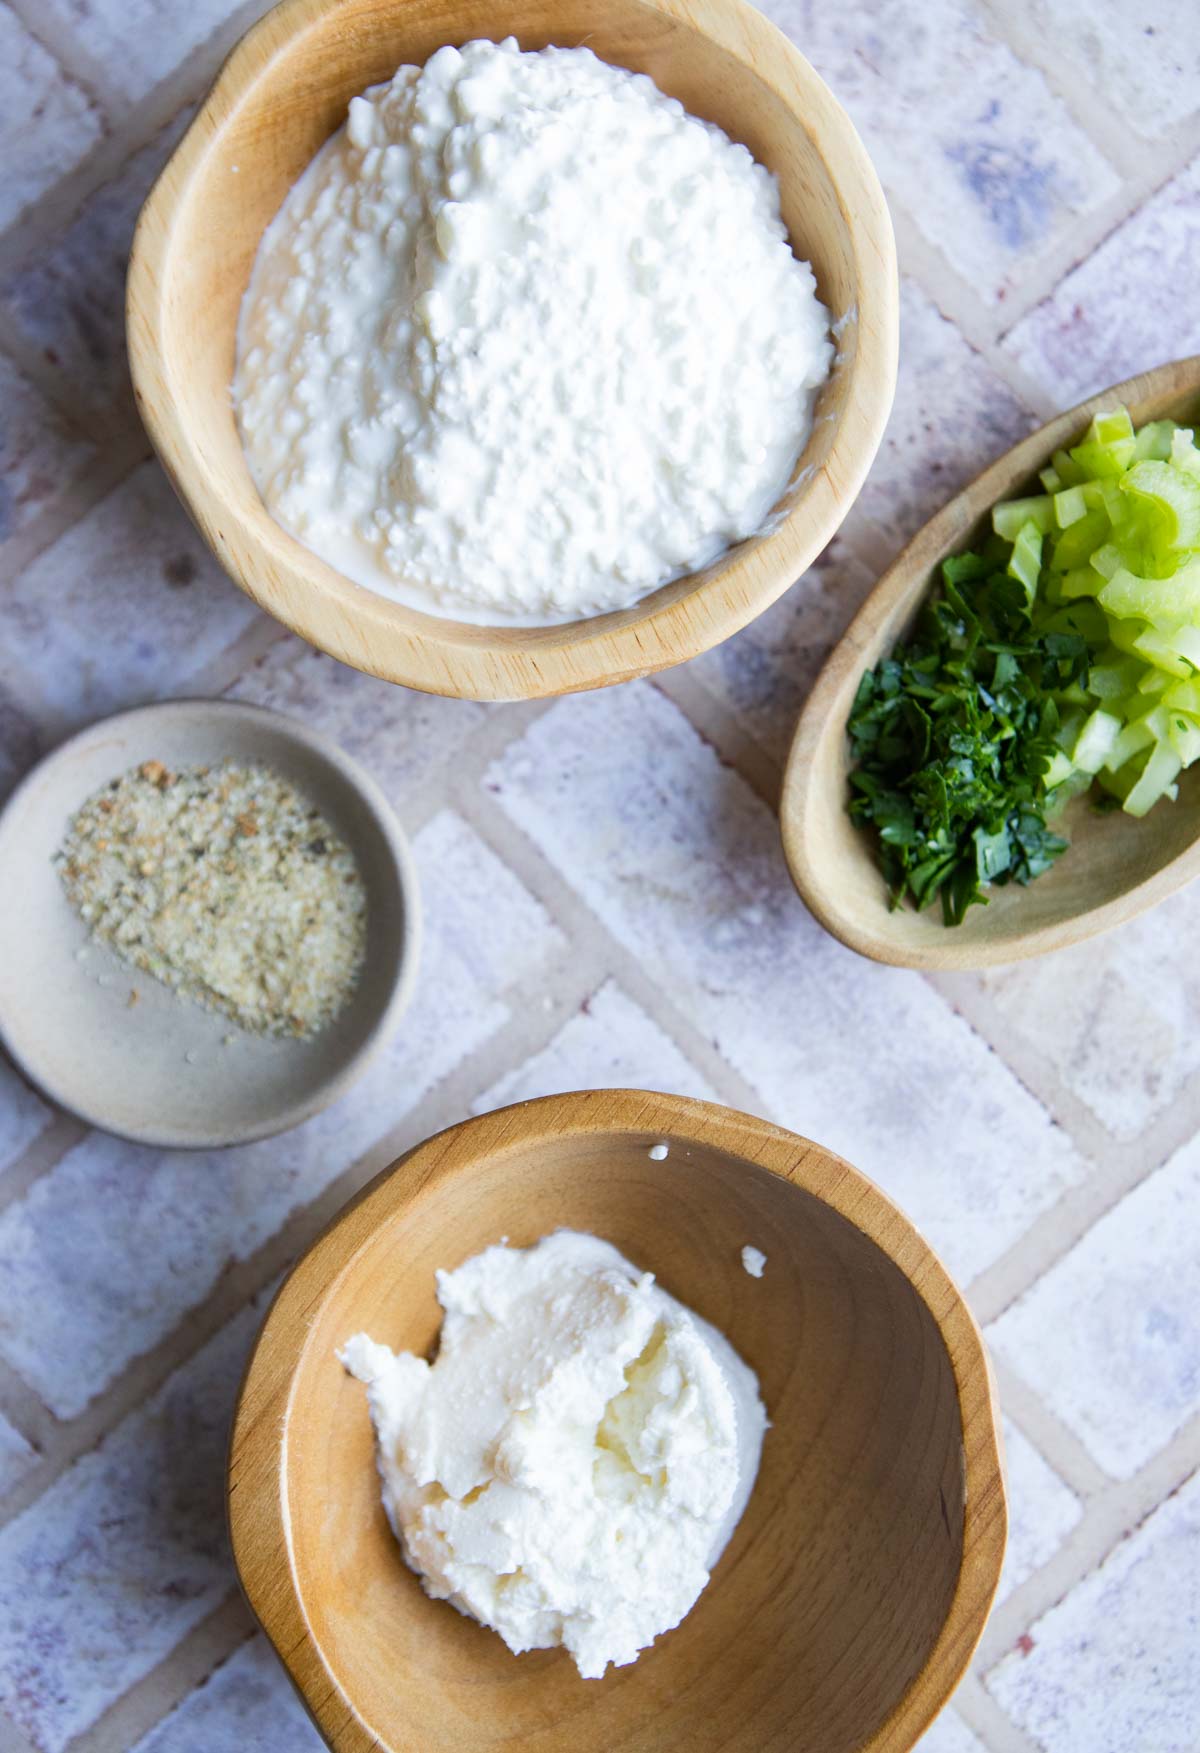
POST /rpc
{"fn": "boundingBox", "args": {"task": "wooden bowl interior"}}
[282,1126,965,1751]
[785,368,1200,967]
[151,0,865,665]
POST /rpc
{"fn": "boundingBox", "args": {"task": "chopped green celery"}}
[1052,509,1111,570]
[1072,708,1122,773]
[1104,706,1167,773]
[1164,678,1200,713]
[1051,447,1085,487]
[1042,599,1108,643]
[1090,542,1124,580]
[1088,653,1144,699]
[1123,740,1182,817]
[1137,667,1172,695]
[1092,407,1136,446]
[1099,480,1131,525]
[993,496,1055,540]
[1131,625,1200,678]
[1133,420,1176,461]
[1006,520,1042,598]
[1039,465,1063,493]
[1071,427,1136,478]
[1099,560,1200,631]
[1053,485,1089,527]
[1097,753,1148,802]
[1167,711,1200,766]
[1042,748,1076,788]
[1059,566,1101,600]
[1120,460,1200,550]
[1171,428,1200,478]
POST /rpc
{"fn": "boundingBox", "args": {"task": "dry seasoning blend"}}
[56,760,367,1038]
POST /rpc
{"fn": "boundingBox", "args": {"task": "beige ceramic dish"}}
[0,700,419,1147]
[782,357,1200,970]
[229,1089,1006,1753]
[127,0,897,703]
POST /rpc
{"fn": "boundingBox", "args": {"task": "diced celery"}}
[1042,748,1076,788]
[1137,667,1171,695]
[1171,428,1200,479]
[1051,447,1085,487]
[1043,599,1108,643]
[1164,678,1200,714]
[1091,408,1135,447]
[1071,409,1137,477]
[1099,560,1200,631]
[1053,485,1089,528]
[1120,460,1200,551]
[1007,519,1043,598]
[1133,420,1176,461]
[1051,509,1111,570]
[1167,712,1200,766]
[1039,465,1063,493]
[1097,754,1148,803]
[1104,707,1167,773]
[1072,708,1122,773]
[1088,654,1144,699]
[993,496,1055,540]
[1123,740,1182,817]
[1090,542,1124,580]
[1131,625,1200,678]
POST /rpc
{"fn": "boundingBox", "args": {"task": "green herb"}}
[847,544,1089,925]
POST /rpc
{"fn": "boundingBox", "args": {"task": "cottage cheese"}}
[235,38,833,624]
[340,1230,767,1677]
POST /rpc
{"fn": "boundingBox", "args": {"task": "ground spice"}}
[56,760,367,1038]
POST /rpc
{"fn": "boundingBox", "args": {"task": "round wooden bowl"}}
[127,0,897,702]
[228,1091,1005,1751]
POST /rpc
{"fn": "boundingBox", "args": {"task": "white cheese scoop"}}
[340,1229,767,1678]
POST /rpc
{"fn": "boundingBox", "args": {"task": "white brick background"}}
[0,0,1196,1748]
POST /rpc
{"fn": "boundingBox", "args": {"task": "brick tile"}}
[1020,0,1200,140]
[0,1413,36,1499]
[1003,155,1200,406]
[760,0,1117,303]
[914,1712,987,1753]
[0,461,260,728]
[989,1146,1200,1479]
[0,355,93,546]
[998,1418,1081,1605]
[0,9,103,235]
[36,0,263,104]
[0,1297,263,1753]
[987,1468,1200,1752]
[857,282,1034,553]
[131,1636,323,1753]
[964,882,1200,1140]
[228,639,486,803]
[486,685,1086,1284]
[1,111,193,428]
[0,1059,51,1180]
[0,812,563,1417]
[473,979,717,1114]
[687,537,876,766]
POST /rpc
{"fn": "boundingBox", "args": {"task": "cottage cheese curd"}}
[340,1230,767,1677]
[235,38,833,624]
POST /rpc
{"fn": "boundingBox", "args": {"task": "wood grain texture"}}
[228,1089,1006,1752]
[126,0,897,703]
[781,356,1200,970]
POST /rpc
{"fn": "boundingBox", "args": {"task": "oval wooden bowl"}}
[127,0,897,703]
[782,357,1200,970]
[228,1090,1005,1752]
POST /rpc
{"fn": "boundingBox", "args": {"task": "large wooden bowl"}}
[228,1091,1005,1751]
[127,0,897,702]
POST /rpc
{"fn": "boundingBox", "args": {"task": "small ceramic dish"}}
[782,356,1200,969]
[127,0,897,702]
[0,699,419,1147]
[229,1089,1006,1753]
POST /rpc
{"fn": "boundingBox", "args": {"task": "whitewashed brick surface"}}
[989,1146,1200,1479]
[1003,153,1200,405]
[0,8,103,234]
[488,685,1087,1284]
[987,1468,1200,1752]
[0,2,1197,1749]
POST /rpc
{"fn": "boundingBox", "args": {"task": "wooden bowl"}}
[781,357,1200,970]
[127,0,897,703]
[228,1090,1005,1752]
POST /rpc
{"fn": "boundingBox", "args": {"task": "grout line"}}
[0,1354,54,1482]
[5,0,125,119]
[64,1592,256,1753]
[989,1360,1110,1499]
[0,1109,87,1219]
[0,1708,39,1753]
[651,667,781,810]
[0,433,148,607]
[953,1673,1042,1753]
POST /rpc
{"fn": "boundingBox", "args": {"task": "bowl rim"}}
[780,354,1200,970]
[227,1088,1006,1752]
[126,0,898,703]
[0,697,422,1148]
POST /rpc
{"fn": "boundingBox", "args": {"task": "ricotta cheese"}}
[340,1230,767,1677]
[235,38,833,625]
